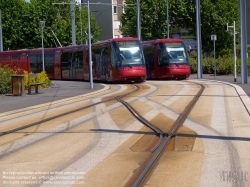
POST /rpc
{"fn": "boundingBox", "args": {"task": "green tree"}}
[0,0,100,50]
[0,0,30,50]
[121,0,240,55]
[121,0,167,40]
[170,0,240,55]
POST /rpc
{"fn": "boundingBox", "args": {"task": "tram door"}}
[54,51,61,79]
[69,54,76,79]
[62,52,76,79]
[100,47,108,81]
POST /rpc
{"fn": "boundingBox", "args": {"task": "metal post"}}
[88,0,93,89]
[136,0,141,41]
[51,30,62,47]
[233,21,237,82]
[39,21,45,72]
[166,0,169,38]
[196,0,202,78]
[79,4,83,44]
[240,0,248,84]
[214,39,216,79]
[42,28,44,72]
[70,0,76,45]
[211,34,217,79]
[0,10,3,51]
[227,21,237,82]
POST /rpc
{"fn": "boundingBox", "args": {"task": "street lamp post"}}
[211,34,217,79]
[226,21,237,82]
[39,21,45,72]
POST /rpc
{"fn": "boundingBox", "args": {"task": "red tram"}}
[0,37,146,83]
[141,38,190,79]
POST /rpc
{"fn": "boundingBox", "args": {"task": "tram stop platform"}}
[0,81,105,113]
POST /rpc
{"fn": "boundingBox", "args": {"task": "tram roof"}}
[141,38,184,45]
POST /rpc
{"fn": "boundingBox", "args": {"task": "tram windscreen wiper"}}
[167,51,173,59]
[171,60,179,67]
[120,53,133,68]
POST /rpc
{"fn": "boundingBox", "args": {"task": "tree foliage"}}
[0,0,100,50]
[121,0,167,40]
[121,0,240,55]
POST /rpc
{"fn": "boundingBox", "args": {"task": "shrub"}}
[189,54,250,75]
[23,71,51,90]
[0,65,21,94]
[0,65,51,95]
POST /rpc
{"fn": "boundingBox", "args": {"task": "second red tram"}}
[141,38,190,79]
[0,37,146,83]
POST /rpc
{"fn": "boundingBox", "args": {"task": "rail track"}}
[1,80,249,187]
[116,82,205,186]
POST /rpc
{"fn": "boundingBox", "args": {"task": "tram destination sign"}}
[118,41,137,45]
[165,43,182,46]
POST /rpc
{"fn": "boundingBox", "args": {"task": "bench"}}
[28,74,45,94]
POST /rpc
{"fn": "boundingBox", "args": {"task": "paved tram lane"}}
[0,76,249,187]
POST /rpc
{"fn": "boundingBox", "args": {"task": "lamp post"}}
[39,21,45,72]
[211,34,217,79]
[226,21,237,82]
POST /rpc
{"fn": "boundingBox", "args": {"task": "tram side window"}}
[101,47,108,73]
[30,54,42,73]
[157,43,169,66]
[92,48,101,74]
[143,46,154,70]
[62,53,69,69]
[75,51,83,71]
[10,55,20,65]
[45,53,54,74]
[111,43,119,68]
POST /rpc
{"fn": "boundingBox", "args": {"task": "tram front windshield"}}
[164,43,189,65]
[115,41,145,66]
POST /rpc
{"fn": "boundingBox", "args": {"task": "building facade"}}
[81,0,124,41]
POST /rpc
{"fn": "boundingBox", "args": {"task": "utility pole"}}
[166,0,169,38]
[240,0,248,84]
[87,0,93,89]
[136,0,141,41]
[196,0,202,78]
[70,0,76,45]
